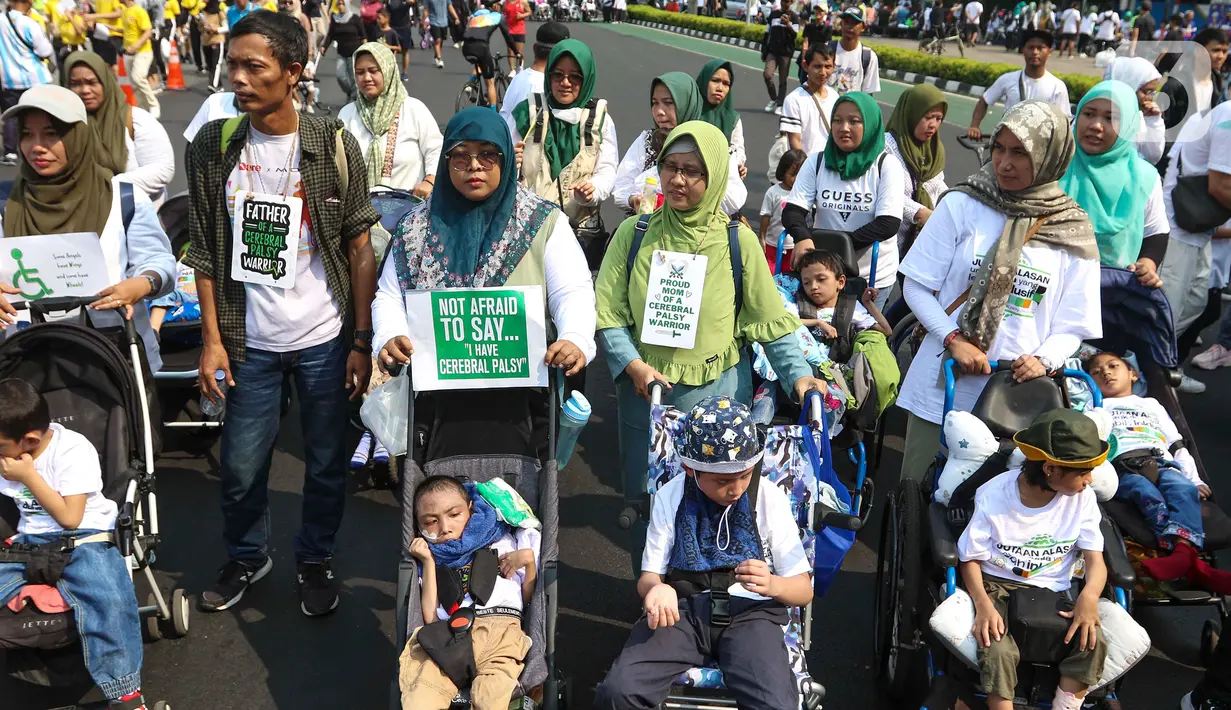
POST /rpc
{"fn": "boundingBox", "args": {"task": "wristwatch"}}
[141,272,160,296]
[353,328,374,347]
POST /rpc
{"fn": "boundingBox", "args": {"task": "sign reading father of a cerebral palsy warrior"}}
[229,191,303,289]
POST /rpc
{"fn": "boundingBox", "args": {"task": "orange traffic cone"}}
[117,55,137,106]
[166,41,186,91]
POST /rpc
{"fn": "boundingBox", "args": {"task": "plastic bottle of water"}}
[639,177,659,214]
[555,390,592,467]
[200,369,228,418]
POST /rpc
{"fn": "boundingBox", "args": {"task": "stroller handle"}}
[942,358,1105,424]
[20,296,141,347]
[648,379,668,406]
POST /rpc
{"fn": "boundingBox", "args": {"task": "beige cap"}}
[0,85,89,125]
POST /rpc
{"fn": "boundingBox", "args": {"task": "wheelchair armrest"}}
[816,502,863,531]
[928,502,959,569]
[1100,516,1136,590]
[115,501,135,558]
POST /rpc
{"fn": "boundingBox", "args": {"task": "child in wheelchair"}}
[1085,351,1231,594]
[0,379,147,710]
[796,249,891,340]
[957,409,1109,710]
[401,476,538,710]
[594,396,813,710]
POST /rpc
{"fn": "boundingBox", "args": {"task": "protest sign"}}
[0,232,110,302]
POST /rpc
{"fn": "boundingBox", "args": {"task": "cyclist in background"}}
[462,0,508,106]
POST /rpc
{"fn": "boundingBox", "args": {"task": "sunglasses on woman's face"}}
[447,149,503,171]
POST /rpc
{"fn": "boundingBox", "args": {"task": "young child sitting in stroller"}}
[957,409,1109,710]
[594,396,814,710]
[796,249,891,341]
[401,476,538,710]
[1085,351,1231,594]
[0,379,148,710]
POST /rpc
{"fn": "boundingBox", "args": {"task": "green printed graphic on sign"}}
[431,290,530,380]
[238,196,293,279]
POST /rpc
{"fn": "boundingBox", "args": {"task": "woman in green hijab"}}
[696,59,747,174]
[885,84,948,256]
[1060,80,1166,287]
[511,39,617,268]
[597,120,824,512]
[782,92,906,309]
[61,51,176,205]
[613,72,747,216]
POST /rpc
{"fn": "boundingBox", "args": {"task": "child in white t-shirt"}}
[796,248,891,342]
[402,476,538,710]
[1085,352,1230,594]
[957,409,1109,710]
[759,148,807,271]
[0,379,148,710]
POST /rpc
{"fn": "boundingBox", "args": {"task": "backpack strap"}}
[582,98,600,148]
[625,213,652,285]
[120,182,135,234]
[861,46,871,75]
[728,219,743,321]
[334,125,349,203]
[220,114,243,154]
[531,92,547,144]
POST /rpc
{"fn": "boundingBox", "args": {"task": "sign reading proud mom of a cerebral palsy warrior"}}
[229,191,303,289]
[404,286,549,391]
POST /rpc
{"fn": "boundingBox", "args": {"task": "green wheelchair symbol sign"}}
[10,248,53,300]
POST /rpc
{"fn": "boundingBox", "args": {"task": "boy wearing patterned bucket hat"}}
[594,396,813,710]
[957,409,1110,710]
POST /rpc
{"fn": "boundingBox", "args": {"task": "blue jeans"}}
[220,336,349,564]
[0,530,141,699]
[1114,463,1205,548]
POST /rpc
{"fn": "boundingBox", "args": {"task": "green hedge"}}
[626,5,1100,100]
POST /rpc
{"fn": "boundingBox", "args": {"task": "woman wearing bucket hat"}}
[957,408,1110,710]
[593,395,813,710]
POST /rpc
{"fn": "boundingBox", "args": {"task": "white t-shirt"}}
[642,474,811,601]
[964,0,982,22]
[779,85,839,155]
[829,42,880,95]
[761,182,792,249]
[1095,10,1119,40]
[226,127,343,352]
[183,91,242,143]
[338,96,444,193]
[0,424,118,535]
[1100,397,1201,487]
[1079,11,1096,34]
[785,151,907,289]
[1060,7,1080,34]
[957,469,1104,592]
[812,301,878,331]
[982,70,1072,117]
[499,67,544,128]
[1164,102,1231,247]
[896,192,1103,424]
[428,528,541,620]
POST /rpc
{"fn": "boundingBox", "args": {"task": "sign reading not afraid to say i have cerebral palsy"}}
[404,286,548,391]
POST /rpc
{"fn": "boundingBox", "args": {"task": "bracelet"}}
[351,343,370,355]
[943,329,960,349]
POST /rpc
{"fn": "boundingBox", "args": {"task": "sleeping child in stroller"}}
[594,396,813,710]
[795,249,891,340]
[401,476,538,710]
[0,379,148,710]
[1085,351,1231,594]
[957,409,1109,710]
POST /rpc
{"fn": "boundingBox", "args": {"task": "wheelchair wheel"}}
[874,477,923,701]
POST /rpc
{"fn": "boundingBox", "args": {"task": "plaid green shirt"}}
[184,113,380,361]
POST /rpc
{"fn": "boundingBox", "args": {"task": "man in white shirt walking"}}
[0,0,53,165]
[1058,0,1080,57]
[828,7,879,95]
[1094,4,1119,53]
[499,20,567,131]
[968,28,1071,139]
[779,44,837,154]
[963,0,983,45]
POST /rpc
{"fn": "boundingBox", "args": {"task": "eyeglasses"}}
[660,160,706,183]
[448,149,503,171]
[68,78,102,90]
[549,70,584,85]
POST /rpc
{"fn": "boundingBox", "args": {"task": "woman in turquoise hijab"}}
[372,108,598,434]
[1060,80,1167,288]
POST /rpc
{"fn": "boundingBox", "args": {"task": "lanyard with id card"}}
[229,131,303,289]
[639,249,706,349]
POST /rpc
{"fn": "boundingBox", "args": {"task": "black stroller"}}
[0,299,189,708]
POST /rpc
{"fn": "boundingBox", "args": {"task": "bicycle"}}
[455,51,510,112]
[917,22,967,56]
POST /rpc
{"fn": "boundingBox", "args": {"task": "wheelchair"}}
[875,358,1144,708]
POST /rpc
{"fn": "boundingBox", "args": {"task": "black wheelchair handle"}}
[957,135,992,151]
[819,508,862,532]
[26,295,96,316]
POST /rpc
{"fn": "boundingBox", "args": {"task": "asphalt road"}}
[2,20,1229,710]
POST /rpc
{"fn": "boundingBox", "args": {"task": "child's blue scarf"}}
[427,483,509,569]
[668,474,763,572]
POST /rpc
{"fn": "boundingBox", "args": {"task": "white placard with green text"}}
[0,232,109,302]
[404,286,549,391]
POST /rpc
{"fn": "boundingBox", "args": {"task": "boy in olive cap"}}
[594,396,813,710]
[957,409,1110,710]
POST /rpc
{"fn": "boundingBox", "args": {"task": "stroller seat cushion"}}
[928,588,1151,690]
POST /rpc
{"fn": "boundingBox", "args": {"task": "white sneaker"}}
[764,100,777,112]
[1192,343,1231,370]
[1177,373,1207,394]
[453,42,461,49]
[435,58,444,69]
[774,105,784,116]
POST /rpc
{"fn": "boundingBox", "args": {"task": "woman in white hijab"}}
[1103,56,1166,164]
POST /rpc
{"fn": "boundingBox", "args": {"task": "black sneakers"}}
[297,560,340,617]
[198,558,273,612]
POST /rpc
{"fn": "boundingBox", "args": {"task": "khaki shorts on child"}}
[399,614,532,710]
[977,579,1108,701]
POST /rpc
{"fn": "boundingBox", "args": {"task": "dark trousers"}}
[763,54,791,103]
[203,44,221,87]
[190,18,203,69]
[593,593,797,710]
[1178,288,1222,362]
[0,88,26,155]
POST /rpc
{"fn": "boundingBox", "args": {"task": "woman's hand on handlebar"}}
[411,180,434,200]
[90,277,150,318]
[1128,257,1163,289]
[1011,354,1047,382]
[626,359,670,401]
[378,336,414,373]
[792,376,828,405]
[545,339,587,376]
[0,284,19,330]
[949,334,991,376]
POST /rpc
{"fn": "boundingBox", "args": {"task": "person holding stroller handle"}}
[895,101,1102,486]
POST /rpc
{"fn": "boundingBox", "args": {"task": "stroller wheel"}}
[144,593,164,642]
[875,478,923,701]
[1202,619,1221,668]
[169,588,191,638]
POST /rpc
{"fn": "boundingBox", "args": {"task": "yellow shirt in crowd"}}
[50,2,87,45]
[95,0,125,37]
[122,3,153,54]
[181,0,203,16]
[165,0,182,17]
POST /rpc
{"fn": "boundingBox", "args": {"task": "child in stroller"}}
[594,395,814,710]
[1084,351,1231,593]
[400,476,538,710]
[0,379,148,710]
[957,408,1110,710]
[796,249,891,341]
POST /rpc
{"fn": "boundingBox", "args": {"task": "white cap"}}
[0,85,89,125]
